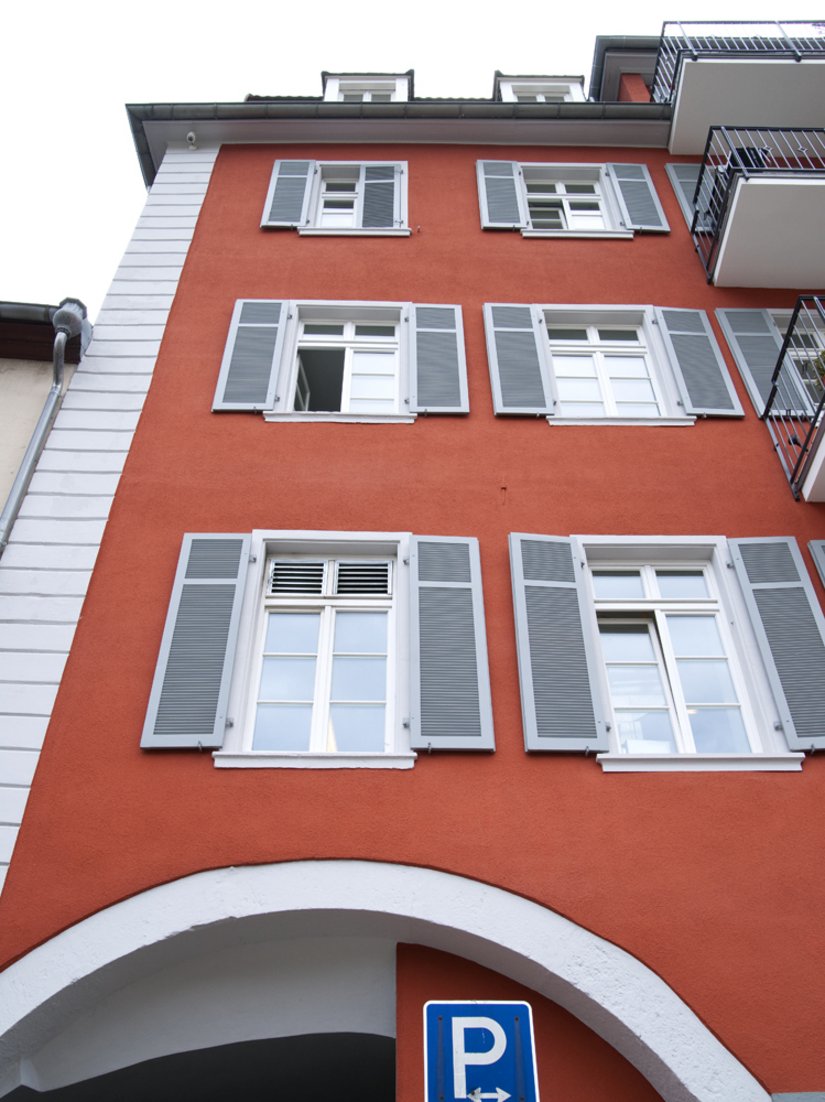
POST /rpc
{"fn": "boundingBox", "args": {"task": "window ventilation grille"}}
[335,562,391,596]
[268,561,325,595]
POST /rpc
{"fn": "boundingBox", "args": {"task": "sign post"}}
[424,1001,540,1102]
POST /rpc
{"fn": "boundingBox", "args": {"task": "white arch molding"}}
[0,861,769,1101]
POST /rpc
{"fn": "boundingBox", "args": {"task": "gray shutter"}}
[213,300,288,411]
[810,540,825,588]
[484,304,551,414]
[141,534,251,749]
[607,164,669,232]
[509,534,606,752]
[731,538,825,751]
[655,308,743,416]
[665,163,701,227]
[410,536,494,750]
[362,165,397,228]
[261,160,314,227]
[716,309,784,415]
[476,161,525,228]
[410,305,468,413]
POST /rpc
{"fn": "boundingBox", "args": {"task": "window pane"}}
[605,355,649,378]
[677,659,737,703]
[253,704,313,750]
[599,625,655,661]
[689,708,750,753]
[606,665,668,708]
[667,615,724,656]
[557,402,605,417]
[612,379,656,403]
[547,327,588,342]
[328,704,386,751]
[616,710,677,753]
[303,324,344,336]
[259,656,317,700]
[556,378,602,401]
[334,610,387,652]
[354,325,395,338]
[264,612,320,653]
[598,329,639,342]
[656,571,709,599]
[615,403,660,418]
[592,571,644,598]
[324,182,357,193]
[552,355,597,377]
[331,656,387,701]
[565,183,596,194]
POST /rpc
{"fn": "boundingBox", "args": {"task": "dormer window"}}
[323,75,410,102]
[497,77,585,103]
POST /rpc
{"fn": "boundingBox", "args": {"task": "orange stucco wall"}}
[618,73,651,102]
[2,143,825,1092]
[396,946,664,1101]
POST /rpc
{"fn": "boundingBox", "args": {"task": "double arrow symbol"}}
[467,1090,511,1101]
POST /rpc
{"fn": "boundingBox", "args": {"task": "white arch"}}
[0,861,769,1102]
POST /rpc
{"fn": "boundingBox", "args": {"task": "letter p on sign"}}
[451,1017,507,1098]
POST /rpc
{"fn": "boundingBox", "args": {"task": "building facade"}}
[1,24,825,1102]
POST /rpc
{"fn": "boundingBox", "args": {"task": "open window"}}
[213,300,468,420]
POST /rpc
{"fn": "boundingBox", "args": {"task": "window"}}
[496,77,586,103]
[213,301,468,420]
[509,534,825,769]
[477,162,669,236]
[262,161,408,234]
[140,532,495,765]
[484,304,743,421]
[322,74,410,102]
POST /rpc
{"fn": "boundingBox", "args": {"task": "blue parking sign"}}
[424,1001,540,1102]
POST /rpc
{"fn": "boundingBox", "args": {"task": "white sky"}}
[0,0,808,320]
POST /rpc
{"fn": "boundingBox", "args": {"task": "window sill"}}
[263,412,415,424]
[597,752,804,773]
[522,229,635,240]
[546,417,695,427]
[213,751,417,770]
[296,227,411,237]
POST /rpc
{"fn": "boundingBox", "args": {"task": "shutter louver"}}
[716,309,784,415]
[656,308,743,416]
[213,300,287,411]
[731,537,825,751]
[608,164,669,232]
[262,160,314,226]
[477,161,525,228]
[410,305,468,413]
[362,165,397,228]
[510,534,605,752]
[484,305,550,414]
[410,537,494,750]
[141,534,250,749]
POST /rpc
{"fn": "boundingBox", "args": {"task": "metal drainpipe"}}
[0,298,88,558]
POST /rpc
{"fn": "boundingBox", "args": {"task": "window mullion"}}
[311,604,336,752]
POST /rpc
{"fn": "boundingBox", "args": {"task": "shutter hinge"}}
[248,554,257,563]
[774,720,784,731]
[402,718,410,729]
[402,556,410,565]
[225,719,234,729]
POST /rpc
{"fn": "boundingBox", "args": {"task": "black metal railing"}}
[689,126,825,282]
[763,297,825,498]
[652,21,825,104]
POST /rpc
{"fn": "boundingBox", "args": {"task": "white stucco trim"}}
[0,860,770,1102]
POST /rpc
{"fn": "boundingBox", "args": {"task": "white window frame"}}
[519,164,631,238]
[297,161,409,237]
[541,306,692,425]
[215,530,414,770]
[323,75,409,102]
[263,301,414,424]
[499,78,585,103]
[572,536,804,772]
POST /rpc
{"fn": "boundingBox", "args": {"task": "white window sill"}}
[546,417,695,427]
[214,751,417,770]
[597,753,804,773]
[263,412,415,424]
[522,229,634,240]
[297,227,411,237]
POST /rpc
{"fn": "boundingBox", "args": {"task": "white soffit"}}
[802,442,825,502]
[669,58,825,154]
[714,175,825,287]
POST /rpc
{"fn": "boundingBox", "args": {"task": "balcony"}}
[651,21,825,153]
[688,126,825,287]
[762,297,825,500]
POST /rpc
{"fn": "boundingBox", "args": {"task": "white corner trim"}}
[598,752,804,772]
[213,751,416,769]
[0,861,769,1102]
